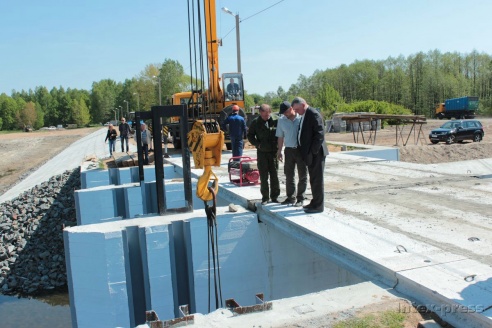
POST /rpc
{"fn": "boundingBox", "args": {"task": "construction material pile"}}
[0,169,79,295]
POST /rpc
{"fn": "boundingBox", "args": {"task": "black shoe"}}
[294,201,303,207]
[261,200,268,205]
[270,199,279,203]
[303,203,314,209]
[304,207,324,214]
[281,199,294,205]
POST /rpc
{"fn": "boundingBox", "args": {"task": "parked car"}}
[429,119,484,144]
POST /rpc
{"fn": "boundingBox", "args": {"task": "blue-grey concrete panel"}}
[124,186,145,219]
[139,223,178,320]
[64,230,132,328]
[80,169,111,190]
[75,188,117,225]
[117,167,134,185]
[185,213,269,314]
[123,226,146,326]
[349,148,399,161]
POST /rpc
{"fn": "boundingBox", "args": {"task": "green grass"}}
[0,129,23,134]
[333,310,406,328]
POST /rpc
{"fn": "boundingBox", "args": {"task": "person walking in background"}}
[223,104,247,159]
[247,104,280,205]
[292,97,329,213]
[140,123,151,165]
[276,101,307,207]
[104,123,118,156]
[119,117,131,152]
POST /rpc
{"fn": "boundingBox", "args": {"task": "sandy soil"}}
[0,127,100,195]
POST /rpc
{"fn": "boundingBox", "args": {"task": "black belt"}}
[285,146,298,149]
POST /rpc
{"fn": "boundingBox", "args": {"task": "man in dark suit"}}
[292,97,329,213]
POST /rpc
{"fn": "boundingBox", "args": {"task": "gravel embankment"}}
[0,169,79,295]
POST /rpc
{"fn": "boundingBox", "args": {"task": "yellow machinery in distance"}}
[183,0,243,201]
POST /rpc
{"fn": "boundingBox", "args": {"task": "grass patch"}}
[0,168,16,178]
[333,310,406,328]
[0,130,23,135]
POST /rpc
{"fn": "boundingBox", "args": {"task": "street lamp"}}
[118,106,123,119]
[112,109,116,122]
[153,76,162,105]
[222,7,241,73]
[123,100,129,117]
[133,92,140,110]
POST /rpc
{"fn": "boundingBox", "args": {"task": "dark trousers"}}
[284,148,307,202]
[231,136,244,159]
[307,152,326,208]
[142,143,149,165]
[257,151,280,202]
[121,135,129,152]
[108,139,116,155]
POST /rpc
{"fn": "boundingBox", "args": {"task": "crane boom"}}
[204,0,223,108]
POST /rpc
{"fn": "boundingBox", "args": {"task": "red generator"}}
[228,156,260,186]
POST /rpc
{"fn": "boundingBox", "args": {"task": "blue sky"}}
[1,0,492,96]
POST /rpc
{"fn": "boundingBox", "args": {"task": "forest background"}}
[1,49,492,130]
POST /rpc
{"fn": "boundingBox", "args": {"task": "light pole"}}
[222,7,241,73]
[133,92,140,110]
[112,109,116,122]
[118,106,123,119]
[153,76,162,105]
[123,100,129,117]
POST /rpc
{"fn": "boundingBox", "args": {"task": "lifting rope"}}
[205,186,223,311]
[187,0,224,312]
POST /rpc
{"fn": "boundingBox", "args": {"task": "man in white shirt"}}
[276,101,307,207]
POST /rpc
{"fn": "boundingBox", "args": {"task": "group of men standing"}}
[224,96,328,214]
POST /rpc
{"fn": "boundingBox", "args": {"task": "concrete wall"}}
[64,208,360,328]
[80,165,179,190]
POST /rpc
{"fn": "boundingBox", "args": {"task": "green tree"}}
[16,99,36,128]
[72,98,91,126]
[34,101,44,129]
[0,94,19,130]
[158,59,187,104]
[91,79,119,123]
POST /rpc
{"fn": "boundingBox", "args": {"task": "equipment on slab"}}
[228,156,260,186]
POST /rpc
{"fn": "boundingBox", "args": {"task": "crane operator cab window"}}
[223,73,244,102]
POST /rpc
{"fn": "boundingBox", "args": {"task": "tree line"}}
[1,50,491,131]
[266,49,492,119]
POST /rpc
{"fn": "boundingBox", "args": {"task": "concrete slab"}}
[163,146,492,327]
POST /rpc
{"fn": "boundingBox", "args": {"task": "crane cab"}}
[223,72,244,109]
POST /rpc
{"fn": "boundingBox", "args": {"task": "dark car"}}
[429,119,484,144]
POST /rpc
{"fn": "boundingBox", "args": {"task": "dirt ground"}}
[0,127,101,195]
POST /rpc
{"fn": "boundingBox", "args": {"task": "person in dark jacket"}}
[140,123,152,165]
[119,117,131,152]
[223,104,247,159]
[247,104,280,205]
[104,124,118,156]
[292,97,329,213]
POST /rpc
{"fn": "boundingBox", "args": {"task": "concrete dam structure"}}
[63,144,492,328]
